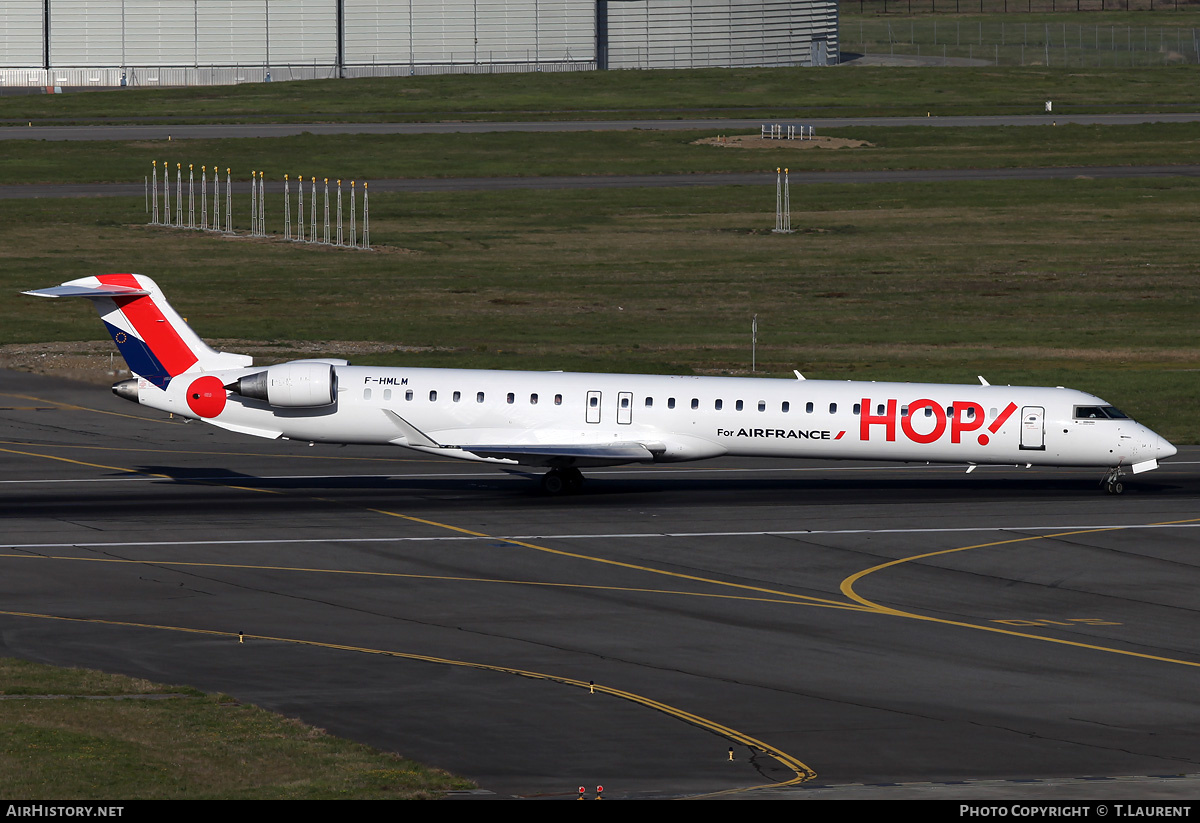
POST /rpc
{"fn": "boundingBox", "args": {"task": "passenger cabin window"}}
[477,392,485,403]
[590,396,599,408]
[506,393,514,404]
[805,402,814,413]
[782,401,790,413]
[452,391,461,403]
[363,388,372,400]
[901,406,909,417]
[853,403,861,415]
[715,399,722,411]
[691,398,699,410]
[735,400,743,411]
[924,406,933,417]
[758,401,766,412]
[383,389,392,401]
[622,396,631,409]
[829,403,838,414]
[405,389,413,401]
[530,393,538,405]
[876,403,885,415]
[429,390,437,402]
[645,397,653,407]
[668,398,676,409]
[555,394,563,405]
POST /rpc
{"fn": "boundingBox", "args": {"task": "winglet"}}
[793,370,806,381]
[978,375,990,386]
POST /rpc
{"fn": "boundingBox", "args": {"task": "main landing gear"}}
[1102,467,1125,495]
[541,467,584,496]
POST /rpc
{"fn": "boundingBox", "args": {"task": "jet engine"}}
[228,361,337,408]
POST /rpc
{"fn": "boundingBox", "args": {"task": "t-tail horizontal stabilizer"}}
[23,274,251,387]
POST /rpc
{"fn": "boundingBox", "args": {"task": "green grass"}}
[842,10,1200,65]
[0,658,471,799]
[3,64,1200,125]
[4,176,1198,442]
[4,121,1200,185]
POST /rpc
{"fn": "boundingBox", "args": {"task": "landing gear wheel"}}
[541,468,585,496]
[562,467,584,494]
[541,471,566,496]
[1102,468,1126,495]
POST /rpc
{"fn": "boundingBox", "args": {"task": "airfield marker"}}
[296,176,304,242]
[337,179,343,246]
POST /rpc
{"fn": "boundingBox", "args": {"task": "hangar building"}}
[0,1,838,87]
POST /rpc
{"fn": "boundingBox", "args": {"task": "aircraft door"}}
[617,392,632,425]
[1019,406,1045,450]
[586,391,602,424]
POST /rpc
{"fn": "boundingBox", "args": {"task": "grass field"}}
[2,63,1200,125]
[4,175,1198,442]
[3,122,1200,185]
[0,658,470,799]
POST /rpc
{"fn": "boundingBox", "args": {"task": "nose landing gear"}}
[1102,467,1125,495]
[541,467,584,496]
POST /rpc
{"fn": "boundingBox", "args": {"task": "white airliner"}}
[26,274,1176,495]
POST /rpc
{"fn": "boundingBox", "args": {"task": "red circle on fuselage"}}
[186,375,227,418]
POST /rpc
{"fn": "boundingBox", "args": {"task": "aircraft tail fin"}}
[24,273,252,388]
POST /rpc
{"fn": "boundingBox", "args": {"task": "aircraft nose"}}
[1157,435,1178,460]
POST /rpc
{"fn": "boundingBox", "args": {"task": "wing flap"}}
[460,443,656,467]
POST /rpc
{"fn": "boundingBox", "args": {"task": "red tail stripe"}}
[98,274,198,377]
[988,402,1019,434]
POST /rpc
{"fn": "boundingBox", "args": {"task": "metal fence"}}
[848,19,1200,64]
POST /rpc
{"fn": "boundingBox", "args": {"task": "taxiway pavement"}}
[1,370,1198,799]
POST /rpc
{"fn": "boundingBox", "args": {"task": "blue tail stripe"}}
[102,320,172,389]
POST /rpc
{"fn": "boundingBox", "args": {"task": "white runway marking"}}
[3,522,1199,551]
[3,459,1178,485]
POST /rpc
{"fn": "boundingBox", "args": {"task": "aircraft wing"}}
[383,411,657,467]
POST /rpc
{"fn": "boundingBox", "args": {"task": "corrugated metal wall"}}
[343,1,595,66]
[604,0,838,69]
[0,1,837,83]
[0,1,44,68]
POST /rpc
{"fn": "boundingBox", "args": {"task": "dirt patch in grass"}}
[694,134,872,150]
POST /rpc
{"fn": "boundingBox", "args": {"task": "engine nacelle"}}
[230,362,337,408]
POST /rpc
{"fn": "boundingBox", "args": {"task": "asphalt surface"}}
[2,369,1198,799]
[4,112,1200,141]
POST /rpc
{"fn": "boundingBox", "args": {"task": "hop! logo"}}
[860,399,1017,446]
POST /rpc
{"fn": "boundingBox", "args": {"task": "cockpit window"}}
[1074,406,1129,420]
